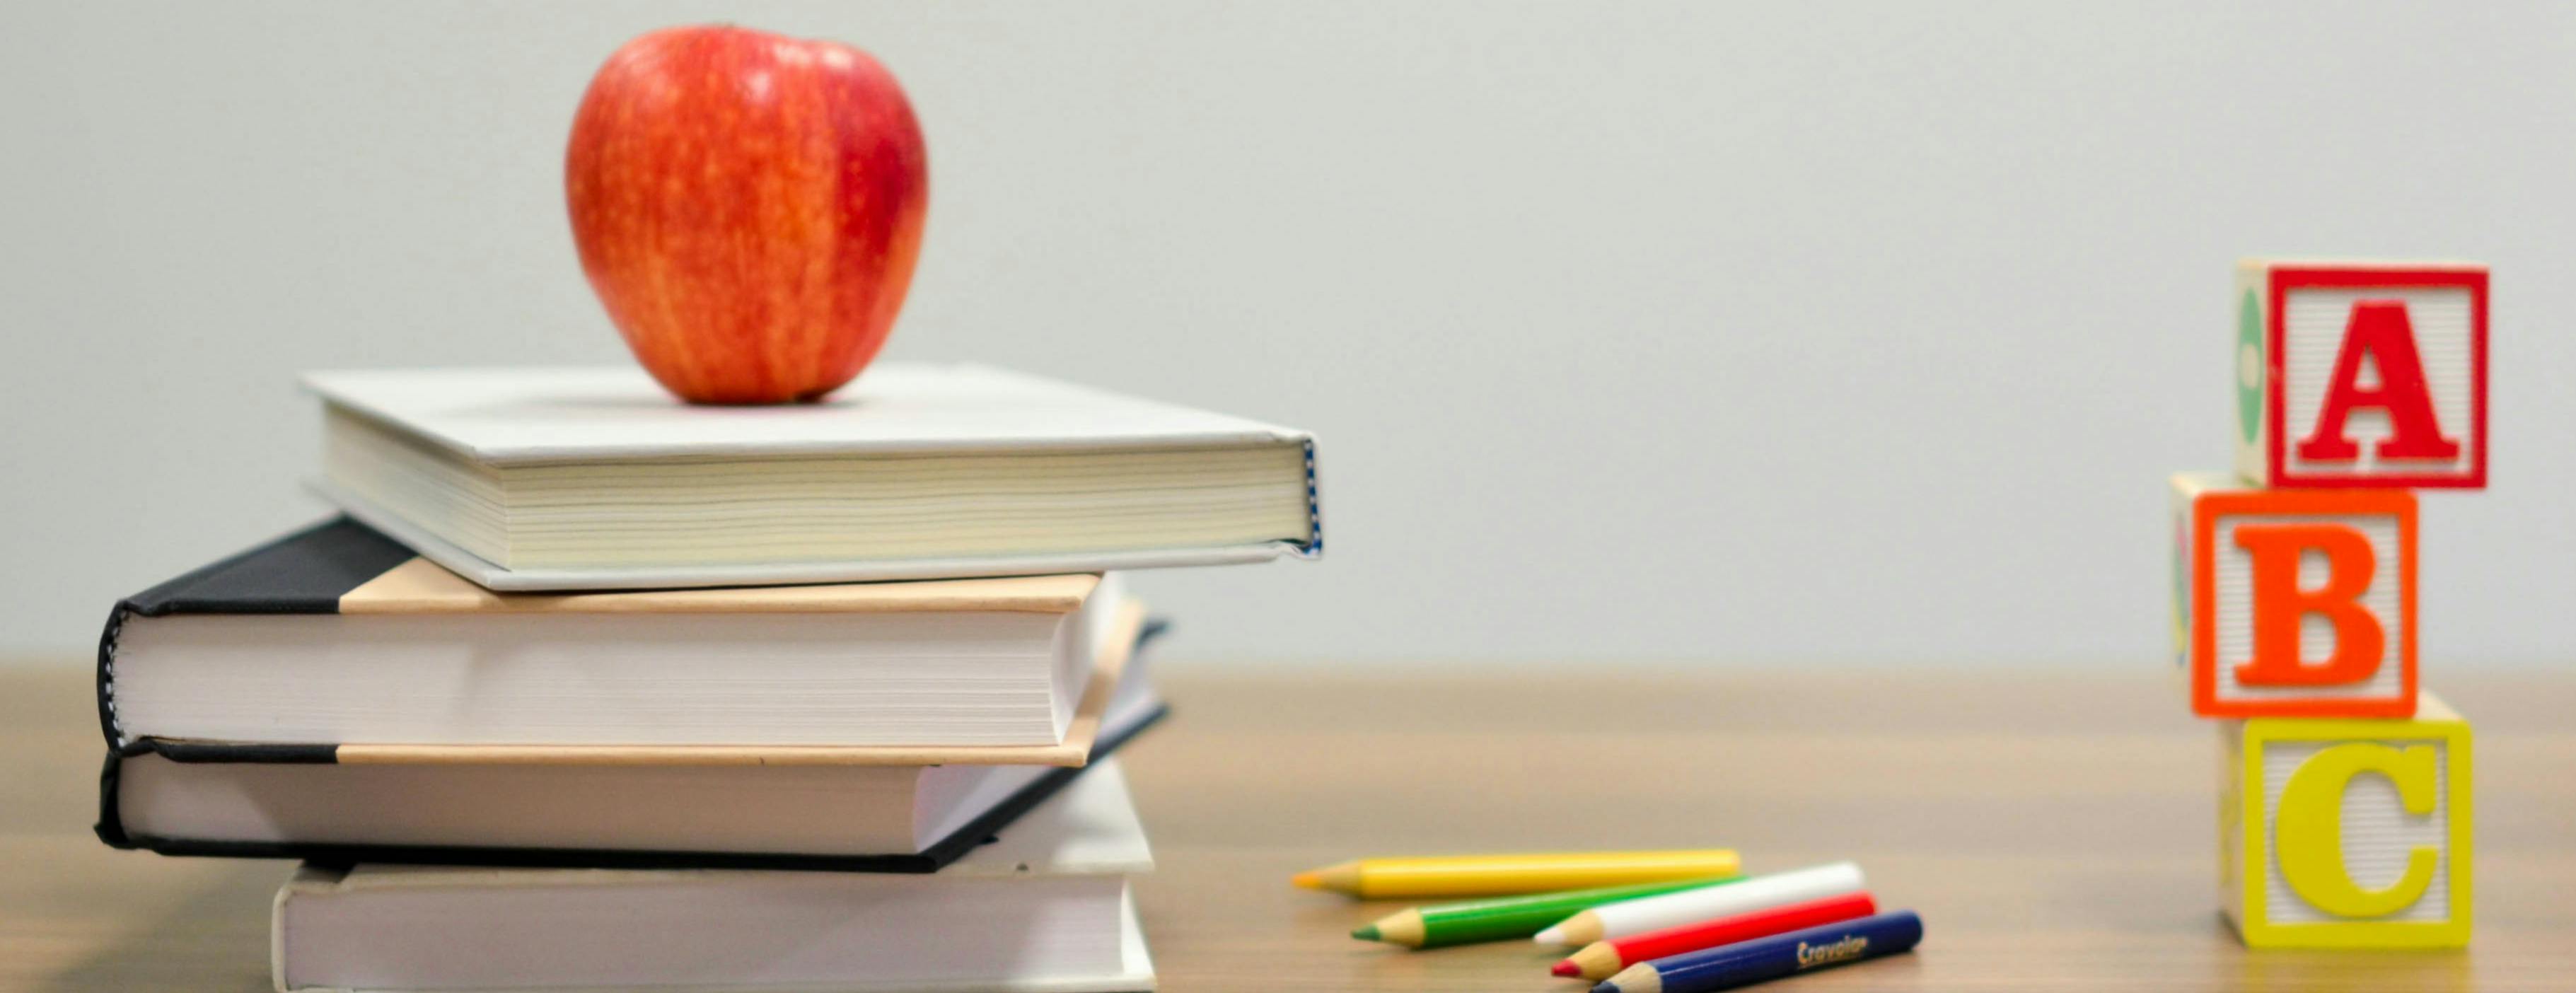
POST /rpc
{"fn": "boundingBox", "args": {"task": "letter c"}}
[2275,742,2441,917]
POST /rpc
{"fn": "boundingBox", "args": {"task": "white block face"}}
[2219,725,2246,925]
[2278,285,2478,482]
[2258,738,2454,925]
[2171,492,2192,669]
[2207,511,2406,707]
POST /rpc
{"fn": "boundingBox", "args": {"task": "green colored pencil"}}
[1350,876,1741,949]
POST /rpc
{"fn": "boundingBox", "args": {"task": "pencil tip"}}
[1591,983,1620,993]
[1350,924,1380,941]
[1551,961,1579,978]
[1291,871,1322,890]
[1533,926,1565,944]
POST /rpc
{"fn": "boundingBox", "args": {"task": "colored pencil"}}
[1534,862,1864,946]
[1591,910,1922,993]
[1294,849,1742,900]
[1354,877,1744,949]
[1553,892,1878,980]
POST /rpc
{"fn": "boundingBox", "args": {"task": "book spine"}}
[92,749,132,849]
[1300,436,1325,557]
[96,602,132,750]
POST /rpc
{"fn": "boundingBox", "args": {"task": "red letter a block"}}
[2232,260,2487,489]
[2172,472,2417,718]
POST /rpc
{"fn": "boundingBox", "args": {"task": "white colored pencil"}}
[1531,861,1867,946]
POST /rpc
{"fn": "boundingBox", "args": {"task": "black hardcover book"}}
[94,518,1171,873]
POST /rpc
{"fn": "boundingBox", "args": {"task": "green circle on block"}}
[2236,289,2263,443]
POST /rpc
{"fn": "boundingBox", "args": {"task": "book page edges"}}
[316,476,1299,591]
[327,600,1142,767]
[338,558,1096,615]
[274,864,345,993]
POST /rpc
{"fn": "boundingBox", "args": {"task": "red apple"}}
[565,25,928,405]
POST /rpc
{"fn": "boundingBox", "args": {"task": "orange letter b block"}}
[2171,472,2416,718]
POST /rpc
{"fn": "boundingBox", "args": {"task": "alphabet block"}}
[2219,694,2471,948]
[2233,259,2486,489]
[2171,472,2415,718]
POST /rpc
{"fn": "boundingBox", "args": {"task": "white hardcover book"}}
[272,761,1156,993]
[105,520,1137,750]
[304,364,1321,591]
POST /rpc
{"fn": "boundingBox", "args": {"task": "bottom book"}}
[272,759,1156,993]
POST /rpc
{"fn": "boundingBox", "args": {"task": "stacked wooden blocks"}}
[2171,259,2486,949]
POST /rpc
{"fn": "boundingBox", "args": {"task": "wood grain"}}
[6,663,2572,992]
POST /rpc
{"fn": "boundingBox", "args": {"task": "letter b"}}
[2233,523,2381,687]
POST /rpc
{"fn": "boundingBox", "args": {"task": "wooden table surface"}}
[4,663,2572,992]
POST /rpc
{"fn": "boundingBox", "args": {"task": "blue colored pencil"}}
[1590,910,1922,993]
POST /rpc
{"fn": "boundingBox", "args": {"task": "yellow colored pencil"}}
[1290,850,1741,900]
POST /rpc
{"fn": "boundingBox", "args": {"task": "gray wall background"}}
[4,2,2570,666]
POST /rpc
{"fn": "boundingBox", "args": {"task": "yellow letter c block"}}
[2275,743,2439,917]
[2220,693,2471,948]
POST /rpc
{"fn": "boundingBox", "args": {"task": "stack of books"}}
[93,364,1322,992]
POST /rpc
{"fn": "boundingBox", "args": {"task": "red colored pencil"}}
[1550,891,1878,980]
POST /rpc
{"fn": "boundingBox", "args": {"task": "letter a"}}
[2296,300,2460,462]
[2234,524,2381,686]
